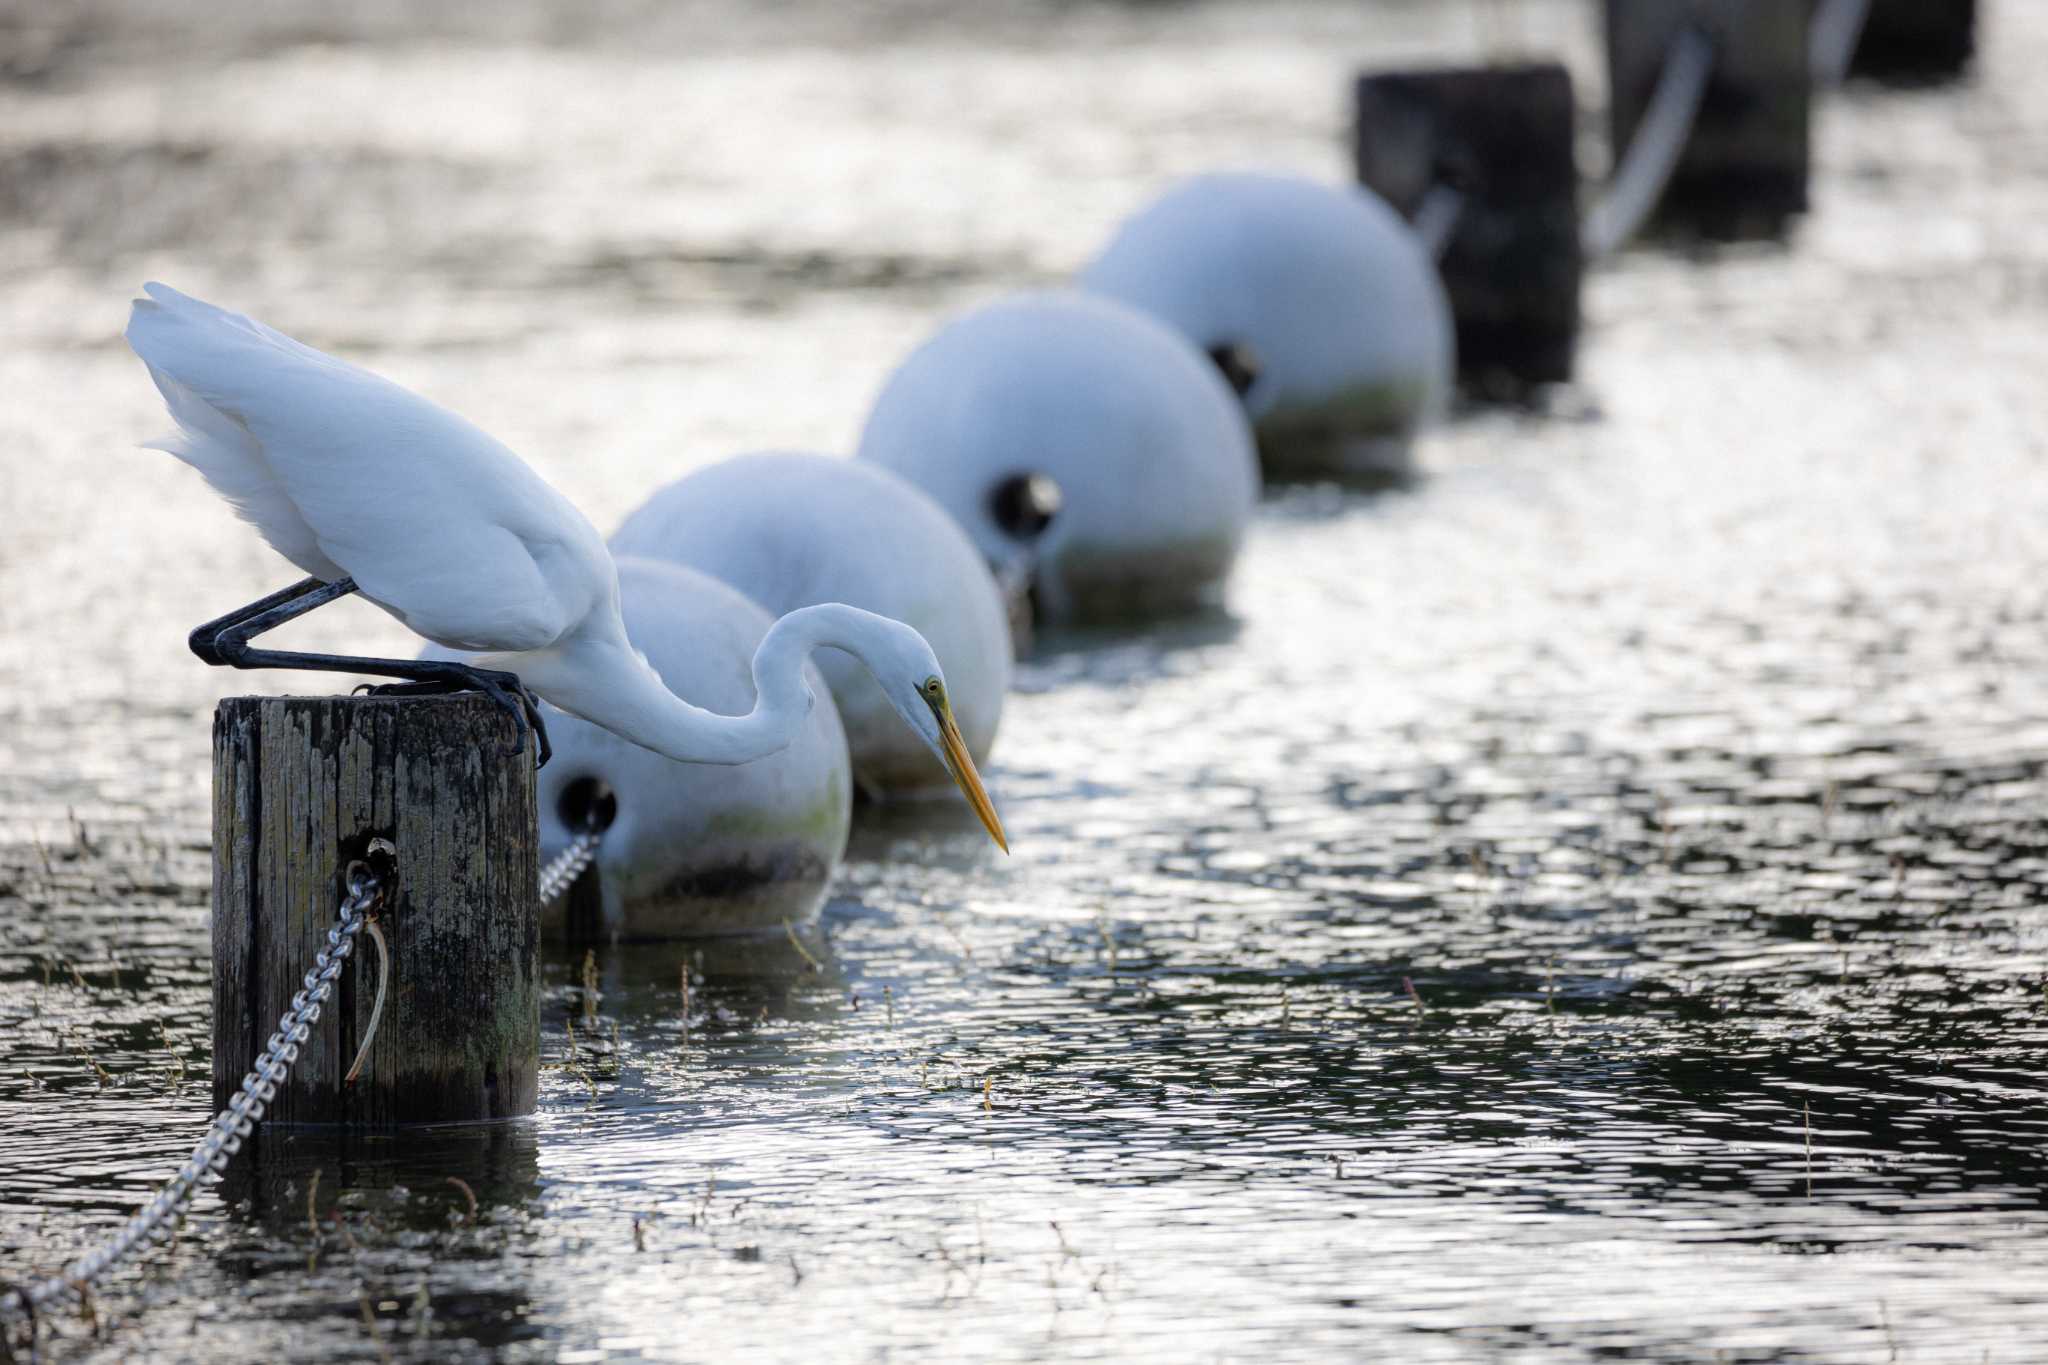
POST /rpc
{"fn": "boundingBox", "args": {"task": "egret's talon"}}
[464,669,532,765]
[521,688,553,769]
[325,667,544,768]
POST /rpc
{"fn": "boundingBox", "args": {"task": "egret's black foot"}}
[517,685,553,769]
[357,669,551,768]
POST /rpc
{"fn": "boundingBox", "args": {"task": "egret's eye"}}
[923,677,943,700]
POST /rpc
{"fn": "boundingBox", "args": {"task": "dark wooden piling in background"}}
[1606,0,1810,240]
[1353,62,1581,391]
[211,694,540,1126]
[560,857,605,942]
[1845,0,1977,83]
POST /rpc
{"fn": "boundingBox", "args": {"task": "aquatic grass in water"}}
[2,0,2048,1360]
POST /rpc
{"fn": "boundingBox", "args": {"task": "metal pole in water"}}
[210,693,541,1125]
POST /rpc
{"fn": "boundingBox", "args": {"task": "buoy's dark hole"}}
[989,472,1062,541]
[1206,341,1262,399]
[559,777,618,834]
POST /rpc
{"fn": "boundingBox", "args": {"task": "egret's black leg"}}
[189,575,360,665]
[187,577,550,766]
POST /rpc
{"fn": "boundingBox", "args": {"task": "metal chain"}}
[538,830,601,906]
[1,830,598,1336]
[1,858,388,1326]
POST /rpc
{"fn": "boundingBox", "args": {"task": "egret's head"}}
[867,620,1008,852]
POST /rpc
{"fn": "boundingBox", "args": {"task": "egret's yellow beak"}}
[932,697,1008,852]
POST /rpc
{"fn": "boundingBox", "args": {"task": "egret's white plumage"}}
[128,282,603,652]
[1079,172,1455,481]
[611,452,1012,799]
[439,559,852,938]
[856,290,1259,623]
[123,283,1008,847]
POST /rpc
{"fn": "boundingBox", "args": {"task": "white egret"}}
[123,283,1005,849]
[1079,171,1455,483]
[611,452,1012,800]
[856,290,1258,624]
[435,558,853,938]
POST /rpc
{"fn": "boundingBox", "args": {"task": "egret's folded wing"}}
[126,283,604,653]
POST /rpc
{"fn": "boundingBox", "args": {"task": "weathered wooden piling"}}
[214,1112,542,1220]
[1353,62,1581,391]
[1606,0,1810,239]
[211,694,540,1126]
[1845,0,1977,83]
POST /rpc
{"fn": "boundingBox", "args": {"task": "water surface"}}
[2,1,2047,1360]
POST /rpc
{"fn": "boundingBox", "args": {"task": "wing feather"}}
[125,283,608,653]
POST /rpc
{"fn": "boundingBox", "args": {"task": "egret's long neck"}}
[511,604,877,767]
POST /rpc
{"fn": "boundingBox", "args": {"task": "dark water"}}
[3,1,2048,1360]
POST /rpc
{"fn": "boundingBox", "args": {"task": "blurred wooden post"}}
[1605,0,1810,240]
[1353,62,1581,393]
[211,694,540,1126]
[560,856,605,941]
[1846,0,1977,82]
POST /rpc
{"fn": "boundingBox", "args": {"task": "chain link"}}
[2,858,388,1326]
[2,828,601,1333]
[538,830,601,906]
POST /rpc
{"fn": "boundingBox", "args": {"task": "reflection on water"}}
[4,0,2048,1360]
